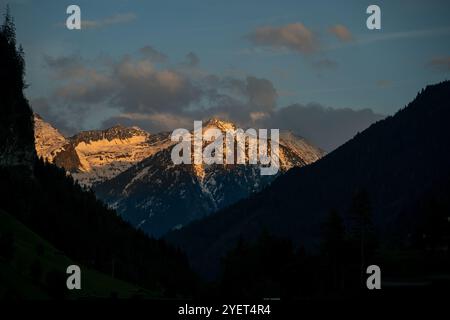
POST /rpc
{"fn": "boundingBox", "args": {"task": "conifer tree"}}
[0,6,35,167]
[349,188,372,286]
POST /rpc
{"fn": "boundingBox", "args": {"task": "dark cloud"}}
[43,53,203,117]
[427,56,450,71]
[101,113,192,133]
[112,57,203,113]
[54,69,117,104]
[44,54,80,70]
[219,76,277,112]
[243,76,277,112]
[246,23,318,54]
[99,101,384,152]
[139,46,168,63]
[30,97,79,135]
[185,52,200,67]
[261,103,384,151]
[43,54,85,79]
[96,74,279,133]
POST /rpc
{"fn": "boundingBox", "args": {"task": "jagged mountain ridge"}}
[94,118,324,237]
[34,115,173,186]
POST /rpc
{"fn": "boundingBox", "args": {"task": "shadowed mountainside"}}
[167,81,450,277]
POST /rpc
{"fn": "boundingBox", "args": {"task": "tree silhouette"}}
[45,269,67,299]
[0,6,35,167]
[348,188,373,286]
[321,209,346,291]
[0,231,15,262]
[1,6,16,45]
[30,259,43,284]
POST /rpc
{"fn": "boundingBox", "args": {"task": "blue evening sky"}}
[3,0,450,130]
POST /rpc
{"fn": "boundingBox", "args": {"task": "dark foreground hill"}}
[167,81,450,278]
[0,209,162,299]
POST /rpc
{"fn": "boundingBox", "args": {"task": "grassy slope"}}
[0,209,160,299]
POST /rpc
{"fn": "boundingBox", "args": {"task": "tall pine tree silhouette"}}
[348,188,374,287]
[0,6,35,168]
[321,209,346,291]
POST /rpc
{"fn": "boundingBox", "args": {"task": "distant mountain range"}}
[166,81,450,276]
[34,116,324,236]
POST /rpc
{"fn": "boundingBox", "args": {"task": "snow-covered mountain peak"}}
[34,117,173,187]
[279,130,325,164]
[203,118,237,132]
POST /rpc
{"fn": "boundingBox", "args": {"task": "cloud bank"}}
[33,45,383,151]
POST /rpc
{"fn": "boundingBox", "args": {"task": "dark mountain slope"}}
[166,81,450,276]
[0,209,161,299]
